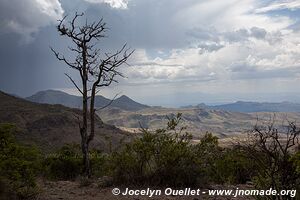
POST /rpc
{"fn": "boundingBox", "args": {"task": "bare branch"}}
[64,73,83,95]
[50,47,80,70]
[96,93,121,111]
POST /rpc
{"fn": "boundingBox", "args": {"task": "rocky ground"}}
[37,179,254,200]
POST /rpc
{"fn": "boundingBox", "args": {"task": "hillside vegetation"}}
[0,91,129,152]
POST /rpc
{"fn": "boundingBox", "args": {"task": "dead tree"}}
[239,117,300,200]
[51,13,133,177]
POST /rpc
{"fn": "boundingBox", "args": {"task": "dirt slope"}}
[0,91,130,152]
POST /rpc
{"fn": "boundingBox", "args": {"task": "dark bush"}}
[90,149,112,177]
[0,123,42,199]
[214,147,254,184]
[238,121,300,200]
[44,144,109,180]
[193,132,221,185]
[291,151,300,199]
[44,143,82,180]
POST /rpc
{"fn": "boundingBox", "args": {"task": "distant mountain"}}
[0,91,129,152]
[195,101,300,113]
[111,95,150,111]
[26,90,149,111]
[26,90,84,108]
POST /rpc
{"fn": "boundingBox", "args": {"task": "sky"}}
[0,0,300,107]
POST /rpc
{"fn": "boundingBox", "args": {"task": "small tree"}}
[51,13,133,177]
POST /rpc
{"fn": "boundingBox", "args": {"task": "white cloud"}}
[35,0,64,19]
[0,0,64,42]
[119,0,300,87]
[174,0,293,32]
[256,0,300,13]
[126,29,300,84]
[84,0,128,9]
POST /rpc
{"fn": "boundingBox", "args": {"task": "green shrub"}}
[109,114,259,187]
[193,132,221,184]
[193,133,253,185]
[110,130,159,184]
[291,151,300,199]
[291,151,300,174]
[0,123,42,199]
[214,147,253,184]
[151,131,199,186]
[44,143,82,180]
[44,144,109,180]
[90,149,111,178]
[111,113,203,187]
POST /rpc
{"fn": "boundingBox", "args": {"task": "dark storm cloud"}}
[0,0,198,96]
[84,0,190,49]
[0,26,77,96]
[0,0,135,96]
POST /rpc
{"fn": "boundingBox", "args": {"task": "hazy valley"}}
[24,90,300,140]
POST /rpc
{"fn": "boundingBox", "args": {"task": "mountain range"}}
[26,90,149,111]
[193,101,300,112]
[26,90,300,113]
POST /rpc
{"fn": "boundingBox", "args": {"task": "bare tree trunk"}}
[81,45,91,177]
[89,93,96,144]
[51,13,133,178]
[81,137,91,177]
[81,93,91,176]
[89,75,101,145]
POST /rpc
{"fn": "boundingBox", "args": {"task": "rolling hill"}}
[0,91,130,152]
[26,90,149,111]
[98,106,300,139]
[193,101,300,112]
